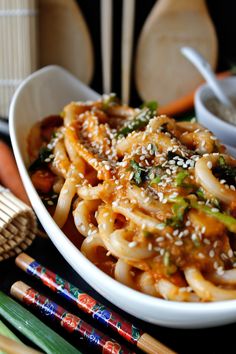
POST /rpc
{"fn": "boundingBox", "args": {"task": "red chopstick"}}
[15,253,176,354]
[11,281,132,354]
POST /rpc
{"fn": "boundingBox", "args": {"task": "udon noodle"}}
[28,95,236,302]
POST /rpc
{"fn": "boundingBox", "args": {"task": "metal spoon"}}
[181,46,233,108]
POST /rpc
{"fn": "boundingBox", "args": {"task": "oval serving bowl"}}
[9,65,236,329]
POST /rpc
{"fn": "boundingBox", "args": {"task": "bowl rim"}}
[195,76,236,132]
[8,65,236,325]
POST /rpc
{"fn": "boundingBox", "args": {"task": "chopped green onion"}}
[218,155,226,166]
[140,101,158,114]
[196,188,205,199]
[143,231,153,237]
[0,320,21,343]
[166,197,189,227]
[163,251,170,267]
[102,93,117,110]
[129,160,147,185]
[116,106,156,138]
[175,171,189,187]
[150,176,161,185]
[191,201,236,233]
[0,292,81,354]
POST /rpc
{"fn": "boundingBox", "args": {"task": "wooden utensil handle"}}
[156,0,207,12]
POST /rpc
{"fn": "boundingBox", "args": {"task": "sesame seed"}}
[128,241,137,248]
[203,239,210,245]
[228,249,234,258]
[47,200,54,205]
[216,267,224,275]
[207,161,212,169]
[177,160,184,166]
[156,236,164,242]
[175,240,183,246]
[148,243,153,251]
[129,172,134,180]
[211,207,219,213]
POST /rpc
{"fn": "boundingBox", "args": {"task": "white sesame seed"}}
[211,208,219,213]
[216,267,224,275]
[175,240,183,246]
[203,239,210,245]
[228,249,234,258]
[129,172,134,180]
[128,241,137,248]
[207,161,212,169]
[173,229,179,236]
[156,236,164,242]
[148,243,153,251]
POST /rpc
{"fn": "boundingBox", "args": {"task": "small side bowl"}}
[195,76,236,147]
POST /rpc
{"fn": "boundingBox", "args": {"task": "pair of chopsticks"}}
[101,0,135,104]
[10,252,176,354]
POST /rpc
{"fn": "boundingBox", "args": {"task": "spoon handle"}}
[181,46,233,108]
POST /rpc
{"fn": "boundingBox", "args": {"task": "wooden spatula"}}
[135,0,218,106]
[39,0,94,84]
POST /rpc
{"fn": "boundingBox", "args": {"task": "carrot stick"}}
[0,140,30,205]
[158,70,231,116]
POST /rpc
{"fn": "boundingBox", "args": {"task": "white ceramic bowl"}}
[195,76,236,147]
[9,65,236,329]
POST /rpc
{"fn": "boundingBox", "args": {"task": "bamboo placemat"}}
[0,0,38,118]
[0,185,36,261]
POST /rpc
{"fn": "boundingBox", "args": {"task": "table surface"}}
[0,136,235,354]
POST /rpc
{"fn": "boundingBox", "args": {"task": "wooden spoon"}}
[135,0,218,106]
[39,0,94,84]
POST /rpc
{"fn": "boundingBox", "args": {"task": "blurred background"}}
[79,0,236,103]
[1,0,236,119]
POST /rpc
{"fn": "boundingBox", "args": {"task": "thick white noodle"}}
[195,154,236,203]
[208,269,236,285]
[112,202,166,233]
[156,279,199,302]
[114,259,137,289]
[185,267,236,301]
[81,234,106,263]
[138,271,159,296]
[98,205,155,261]
[52,140,70,178]
[73,200,100,237]
[53,165,81,228]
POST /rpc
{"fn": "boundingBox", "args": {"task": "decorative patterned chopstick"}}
[11,281,132,354]
[16,253,176,354]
